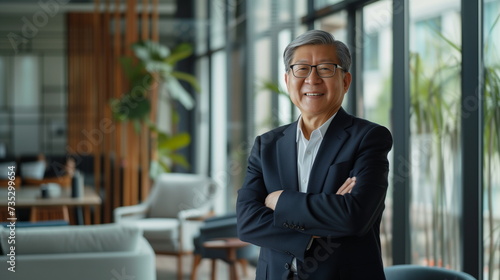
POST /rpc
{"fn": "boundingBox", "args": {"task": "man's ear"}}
[343,72,352,93]
[284,72,289,85]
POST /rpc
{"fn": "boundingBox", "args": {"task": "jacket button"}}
[284,263,290,269]
[299,226,305,231]
[283,223,289,228]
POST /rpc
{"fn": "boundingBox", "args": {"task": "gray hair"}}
[283,30,351,73]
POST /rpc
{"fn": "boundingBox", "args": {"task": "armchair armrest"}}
[178,179,218,222]
[178,206,212,222]
[114,204,148,223]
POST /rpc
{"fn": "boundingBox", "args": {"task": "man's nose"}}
[305,67,322,84]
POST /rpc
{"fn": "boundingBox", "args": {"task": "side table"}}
[203,237,250,280]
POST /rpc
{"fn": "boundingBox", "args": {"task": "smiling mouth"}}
[304,93,324,96]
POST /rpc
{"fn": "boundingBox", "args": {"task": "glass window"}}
[210,0,226,49]
[12,55,40,108]
[254,0,271,33]
[361,0,393,266]
[414,17,442,68]
[409,0,462,269]
[254,37,273,136]
[364,32,379,71]
[483,1,500,279]
[0,56,8,152]
[278,0,291,22]
[0,56,6,108]
[295,0,308,22]
[314,11,348,42]
[314,11,348,110]
[195,0,208,54]
[211,50,227,213]
[278,29,293,126]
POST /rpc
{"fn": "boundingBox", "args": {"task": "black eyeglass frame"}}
[288,63,346,78]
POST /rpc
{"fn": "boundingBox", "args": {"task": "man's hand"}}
[265,177,355,210]
[265,190,283,210]
[336,177,356,195]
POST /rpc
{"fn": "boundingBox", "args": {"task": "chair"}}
[190,213,259,280]
[384,264,476,280]
[0,158,20,188]
[21,155,75,187]
[114,173,218,280]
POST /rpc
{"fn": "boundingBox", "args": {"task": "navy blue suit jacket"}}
[236,108,393,280]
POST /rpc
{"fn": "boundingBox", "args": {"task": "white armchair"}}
[114,173,218,280]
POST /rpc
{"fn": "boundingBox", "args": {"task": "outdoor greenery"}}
[409,48,461,269]
[483,13,500,280]
[110,40,199,173]
[408,14,500,279]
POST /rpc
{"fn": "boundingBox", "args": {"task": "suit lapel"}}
[307,108,352,193]
[277,122,299,191]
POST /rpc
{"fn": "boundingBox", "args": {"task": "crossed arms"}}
[236,125,393,260]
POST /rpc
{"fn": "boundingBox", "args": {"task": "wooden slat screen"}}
[67,0,159,223]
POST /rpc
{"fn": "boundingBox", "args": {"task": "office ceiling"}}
[0,0,177,14]
[0,0,198,52]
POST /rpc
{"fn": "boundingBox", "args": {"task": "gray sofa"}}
[0,223,156,280]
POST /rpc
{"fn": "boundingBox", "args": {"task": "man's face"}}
[285,44,352,120]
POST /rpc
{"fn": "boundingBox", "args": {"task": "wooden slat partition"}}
[92,0,103,223]
[125,0,139,207]
[149,0,160,196]
[112,0,123,219]
[67,0,158,223]
[140,0,151,204]
[101,0,112,224]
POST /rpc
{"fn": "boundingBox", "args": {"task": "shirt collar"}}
[296,113,337,142]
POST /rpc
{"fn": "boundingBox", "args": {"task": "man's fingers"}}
[337,177,356,195]
[265,190,283,210]
[336,178,350,194]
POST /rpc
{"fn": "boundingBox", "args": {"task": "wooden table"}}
[0,186,102,224]
[203,237,250,280]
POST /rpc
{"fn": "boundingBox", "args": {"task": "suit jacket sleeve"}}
[274,125,393,238]
[236,135,312,260]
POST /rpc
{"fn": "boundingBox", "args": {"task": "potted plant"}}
[110,40,200,173]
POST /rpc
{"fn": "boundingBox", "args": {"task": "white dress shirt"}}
[291,113,336,271]
[296,114,336,193]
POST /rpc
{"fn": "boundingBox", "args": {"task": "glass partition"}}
[315,11,349,110]
[483,1,500,279]
[253,37,273,136]
[362,0,393,265]
[211,50,228,213]
[409,0,462,269]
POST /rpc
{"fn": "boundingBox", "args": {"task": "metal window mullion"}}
[461,0,483,278]
[206,0,213,175]
[271,0,280,128]
[391,0,411,265]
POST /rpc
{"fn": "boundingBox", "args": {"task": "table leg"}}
[228,248,239,280]
[229,263,239,280]
[94,205,101,224]
[84,206,91,225]
[211,259,217,280]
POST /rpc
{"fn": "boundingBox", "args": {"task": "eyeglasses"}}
[289,63,345,78]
